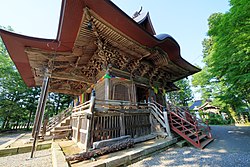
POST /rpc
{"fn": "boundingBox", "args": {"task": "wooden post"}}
[41,117,48,140]
[76,116,80,142]
[86,90,96,151]
[104,66,111,100]
[163,107,172,139]
[120,113,125,136]
[30,71,50,158]
[149,113,154,133]
[130,78,137,103]
[32,94,44,137]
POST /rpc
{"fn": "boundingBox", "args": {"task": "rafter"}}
[51,72,93,84]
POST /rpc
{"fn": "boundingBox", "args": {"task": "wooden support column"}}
[149,113,154,133]
[85,90,96,151]
[76,116,80,143]
[163,107,172,139]
[30,71,50,158]
[104,65,111,100]
[131,79,137,103]
[120,113,125,136]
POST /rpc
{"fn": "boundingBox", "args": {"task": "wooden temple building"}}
[0,0,213,157]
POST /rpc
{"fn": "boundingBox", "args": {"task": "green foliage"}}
[192,0,250,121]
[208,114,229,125]
[200,113,230,125]
[46,93,73,117]
[166,78,193,106]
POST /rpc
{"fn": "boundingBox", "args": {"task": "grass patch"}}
[235,123,250,127]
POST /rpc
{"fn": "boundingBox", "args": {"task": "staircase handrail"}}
[72,100,91,112]
[148,102,165,124]
[180,108,212,138]
[166,102,187,119]
[148,102,163,115]
[193,114,212,138]
[146,102,173,134]
[166,102,212,138]
[170,111,199,136]
[94,99,139,112]
[46,106,73,132]
[151,100,165,111]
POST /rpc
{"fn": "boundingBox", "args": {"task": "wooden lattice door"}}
[113,84,130,101]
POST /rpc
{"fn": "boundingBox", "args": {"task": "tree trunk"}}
[15,120,19,130]
[27,92,37,130]
[66,138,134,162]
[27,110,33,130]
[229,104,238,123]
[1,117,7,129]
[4,118,10,129]
[55,94,61,115]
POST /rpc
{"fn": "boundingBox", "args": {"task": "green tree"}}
[46,92,73,117]
[166,78,193,106]
[192,0,250,122]
[0,41,28,128]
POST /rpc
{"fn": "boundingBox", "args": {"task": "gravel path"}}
[0,149,52,167]
[130,147,250,167]
[0,132,23,145]
[130,125,250,167]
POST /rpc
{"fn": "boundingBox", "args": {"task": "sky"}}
[0,0,230,99]
[0,0,230,66]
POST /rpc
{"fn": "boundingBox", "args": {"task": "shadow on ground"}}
[133,125,250,167]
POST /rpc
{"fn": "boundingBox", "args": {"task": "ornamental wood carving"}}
[24,9,191,95]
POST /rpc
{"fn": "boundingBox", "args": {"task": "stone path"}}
[130,125,250,167]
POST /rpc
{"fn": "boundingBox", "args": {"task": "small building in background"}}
[198,102,220,115]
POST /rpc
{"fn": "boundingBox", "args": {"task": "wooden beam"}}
[49,88,83,96]
[66,138,134,162]
[25,47,72,56]
[51,72,93,84]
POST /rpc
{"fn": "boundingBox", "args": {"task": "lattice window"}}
[113,84,130,101]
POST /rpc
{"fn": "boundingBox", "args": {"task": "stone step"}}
[176,140,188,147]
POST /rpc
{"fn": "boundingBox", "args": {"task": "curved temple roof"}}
[0,0,200,95]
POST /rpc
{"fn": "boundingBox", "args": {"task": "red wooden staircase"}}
[169,106,214,149]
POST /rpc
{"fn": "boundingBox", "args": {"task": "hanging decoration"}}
[104,73,111,79]
[152,86,158,94]
[79,93,85,104]
[96,74,130,84]
[163,88,166,95]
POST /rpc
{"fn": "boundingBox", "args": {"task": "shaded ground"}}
[1,126,250,167]
[130,125,250,167]
[0,149,52,167]
[0,131,24,145]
